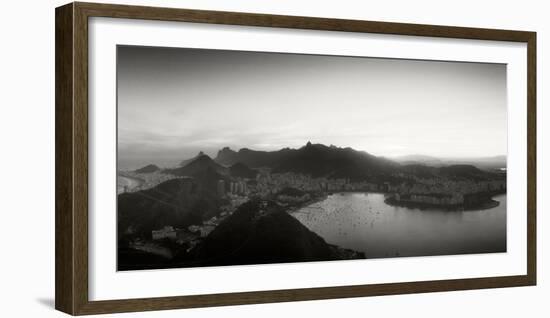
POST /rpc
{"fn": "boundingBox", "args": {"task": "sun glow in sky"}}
[117,46,507,170]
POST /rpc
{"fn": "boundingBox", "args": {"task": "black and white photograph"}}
[116,45,507,271]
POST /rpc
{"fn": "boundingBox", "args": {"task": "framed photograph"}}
[55,2,536,315]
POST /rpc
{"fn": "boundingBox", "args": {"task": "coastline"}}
[282,194,367,260]
[284,193,328,213]
[117,174,145,194]
[384,195,502,211]
[285,190,504,212]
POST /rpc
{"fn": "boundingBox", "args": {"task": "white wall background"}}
[0,0,547,317]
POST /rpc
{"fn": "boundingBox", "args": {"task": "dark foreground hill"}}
[118,171,227,237]
[119,199,364,270]
[187,200,364,267]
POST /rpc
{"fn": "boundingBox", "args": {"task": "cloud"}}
[117,46,506,169]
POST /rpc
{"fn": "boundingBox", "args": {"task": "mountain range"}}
[120,143,504,240]
[118,142,504,270]
[178,151,206,167]
[163,142,504,182]
[214,142,398,180]
[166,154,259,179]
[392,154,506,170]
[166,154,228,177]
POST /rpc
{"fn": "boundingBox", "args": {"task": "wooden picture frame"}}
[55,2,536,315]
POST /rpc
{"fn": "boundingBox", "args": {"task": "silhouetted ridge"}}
[214,142,398,180]
[134,164,160,173]
[179,151,205,167]
[401,164,498,181]
[215,147,239,165]
[275,143,398,179]
[438,164,489,180]
[393,154,507,170]
[215,147,294,168]
[214,143,503,182]
[166,154,228,177]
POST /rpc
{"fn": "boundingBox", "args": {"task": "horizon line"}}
[207,143,507,160]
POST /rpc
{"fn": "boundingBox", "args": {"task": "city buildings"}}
[152,226,177,240]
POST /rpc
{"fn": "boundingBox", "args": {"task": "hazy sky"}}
[117,45,506,169]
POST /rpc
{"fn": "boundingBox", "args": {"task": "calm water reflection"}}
[291,192,506,258]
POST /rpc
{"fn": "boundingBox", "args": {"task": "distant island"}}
[134,164,160,173]
[117,142,506,270]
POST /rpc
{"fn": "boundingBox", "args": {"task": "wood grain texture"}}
[73,3,90,314]
[55,2,537,315]
[55,2,75,314]
[75,1,534,42]
[75,276,534,315]
[526,33,537,285]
